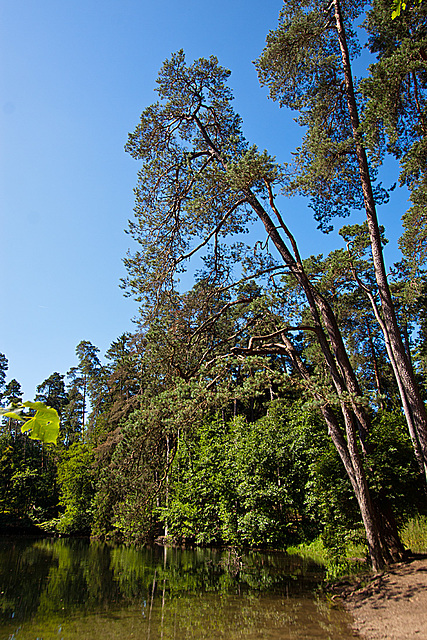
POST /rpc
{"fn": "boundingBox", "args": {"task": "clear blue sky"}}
[0,0,409,399]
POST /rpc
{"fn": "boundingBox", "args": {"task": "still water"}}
[0,537,353,640]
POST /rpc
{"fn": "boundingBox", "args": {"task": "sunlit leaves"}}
[392,0,407,19]
[392,0,422,19]
[123,51,263,315]
[0,401,60,444]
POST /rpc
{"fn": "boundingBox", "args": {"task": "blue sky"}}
[0,0,409,399]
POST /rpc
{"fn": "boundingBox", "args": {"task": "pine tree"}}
[123,50,404,569]
[75,340,105,435]
[35,372,68,415]
[0,353,8,404]
[256,0,427,483]
[57,367,86,446]
[2,379,23,437]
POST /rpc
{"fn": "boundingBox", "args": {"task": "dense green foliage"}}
[1,333,425,558]
[0,430,58,527]
[1,0,427,568]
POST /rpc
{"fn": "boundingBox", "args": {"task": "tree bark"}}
[332,0,427,483]
[365,319,384,407]
[279,334,403,570]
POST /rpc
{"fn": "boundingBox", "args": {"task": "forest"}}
[1,0,427,573]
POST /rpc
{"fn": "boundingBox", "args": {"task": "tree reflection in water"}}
[0,537,352,639]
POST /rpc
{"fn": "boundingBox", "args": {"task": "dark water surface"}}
[0,537,353,640]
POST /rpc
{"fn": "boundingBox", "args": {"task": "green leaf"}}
[391,0,407,19]
[0,403,26,422]
[20,402,60,444]
[2,411,26,422]
[23,401,55,411]
[1,401,60,443]
[0,404,26,421]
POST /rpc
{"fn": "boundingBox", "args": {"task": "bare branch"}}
[264,179,303,265]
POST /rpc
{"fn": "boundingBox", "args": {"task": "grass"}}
[286,516,427,579]
[287,538,327,565]
[401,516,427,554]
[287,536,368,579]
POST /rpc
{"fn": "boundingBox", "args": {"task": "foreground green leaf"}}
[0,401,60,444]
[21,402,60,444]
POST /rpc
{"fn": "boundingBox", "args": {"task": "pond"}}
[0,537,353,640]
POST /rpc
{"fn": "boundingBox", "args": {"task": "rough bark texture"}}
[283,334,403,570]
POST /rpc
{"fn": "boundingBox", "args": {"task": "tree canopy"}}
[1,0,427,572]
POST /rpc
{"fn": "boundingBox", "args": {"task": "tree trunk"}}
[332,0,427,483]
[280,334,403,570]
[365,319,384,407]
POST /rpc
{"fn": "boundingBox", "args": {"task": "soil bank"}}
[331,555,427,640]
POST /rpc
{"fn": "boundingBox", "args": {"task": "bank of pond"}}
[0,536,354,640]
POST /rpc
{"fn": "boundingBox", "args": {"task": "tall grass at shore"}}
[287,537,367,578]
[401,516,427,553]
[288,516,427,577]
[287,538,327,565]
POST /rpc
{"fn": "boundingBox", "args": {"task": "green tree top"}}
[123,50,280,315]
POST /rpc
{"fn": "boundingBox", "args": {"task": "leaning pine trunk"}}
[282,333,402,570]
[332,0,427,483]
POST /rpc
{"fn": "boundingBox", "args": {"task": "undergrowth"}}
[401,516,427,553]
[287,536,367,579]
[288,516,427,579]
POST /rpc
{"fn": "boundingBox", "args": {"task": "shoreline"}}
[328,554,427,640]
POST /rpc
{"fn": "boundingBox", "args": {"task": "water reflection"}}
[0,537,352,640]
